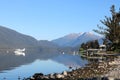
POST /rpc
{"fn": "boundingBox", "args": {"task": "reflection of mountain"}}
[52,54,88,68]
[52,32,102,47]
[0,51,58,72]
[0,52,88,74]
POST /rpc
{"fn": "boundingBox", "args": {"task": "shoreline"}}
[26,55,120,80]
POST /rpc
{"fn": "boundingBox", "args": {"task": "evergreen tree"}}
[80,40,99,50]
[94,40,99,49]
[81,43,86,49]
[93,5,120,52]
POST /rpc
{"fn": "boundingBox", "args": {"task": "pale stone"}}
[56,74,64,78]
[108,77,114,80]
[63,71,67,76]
[49,74,55,79]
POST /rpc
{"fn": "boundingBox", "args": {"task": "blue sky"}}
[0,0,120,40]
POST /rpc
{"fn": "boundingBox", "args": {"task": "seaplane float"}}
[14,48,26,56]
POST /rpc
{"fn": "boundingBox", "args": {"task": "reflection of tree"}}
[0,50,58,72]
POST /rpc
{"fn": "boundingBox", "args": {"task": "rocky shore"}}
[26,56,120,80]
[105,56,120,79]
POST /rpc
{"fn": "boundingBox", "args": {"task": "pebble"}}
[62,71,67,76]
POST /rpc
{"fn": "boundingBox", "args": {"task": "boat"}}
[14,48,26,56]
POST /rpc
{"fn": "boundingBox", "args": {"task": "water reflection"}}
[0,49,87,79]
[52,54,88,68]
[0,59,69,79]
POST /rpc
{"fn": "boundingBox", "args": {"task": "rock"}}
[108,77,115,80]
[33,73,44,78]
[30,77,35,80]
[56,74,64,78]
[109,61,116,65]
[49,74,55,79]
[43,76,49,79]
[62,71,67,76]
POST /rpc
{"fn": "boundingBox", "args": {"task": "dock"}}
[80,48,118,61]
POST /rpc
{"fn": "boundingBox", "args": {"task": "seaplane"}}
[14,48,26,56]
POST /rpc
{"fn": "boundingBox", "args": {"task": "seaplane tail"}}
[21,48,25,51]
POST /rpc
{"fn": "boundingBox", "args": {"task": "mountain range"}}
[0,26,103,53]
[52,32,102,47]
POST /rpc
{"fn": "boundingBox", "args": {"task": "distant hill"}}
[38,40,59,53]
[38,40,58,48]
[52,32,102,47]
[0,26,38,48]
[38,40,76,53]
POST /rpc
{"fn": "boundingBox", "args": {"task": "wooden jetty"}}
[80,48,118,61]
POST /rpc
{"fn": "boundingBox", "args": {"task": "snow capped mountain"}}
[69,32,101,47]
[64,33,83,39]
[52,32,102,47]
[52,33,83,46]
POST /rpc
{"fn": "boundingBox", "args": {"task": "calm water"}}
[0,52,88,80]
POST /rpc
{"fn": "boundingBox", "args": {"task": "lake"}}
[0,51,88,80]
